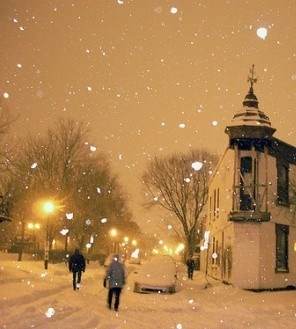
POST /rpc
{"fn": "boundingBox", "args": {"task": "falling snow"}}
[191,161,203,171]
[66,213,74,220]
[170,7,178,14]
[31,162,38,169]
[90,145,96,152]
[45,307,55,318]
[256,27,268,40]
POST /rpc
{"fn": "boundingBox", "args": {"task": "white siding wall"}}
[201,147,296,289]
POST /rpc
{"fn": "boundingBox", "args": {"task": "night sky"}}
[1,0,296,233]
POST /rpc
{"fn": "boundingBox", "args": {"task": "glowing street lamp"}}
[109,228,118,238]
[123,236,129,243]
[27,222,41,230]
[42,201,55,214]
[131,239,137,247]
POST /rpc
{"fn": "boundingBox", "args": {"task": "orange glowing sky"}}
[1,0,296,233]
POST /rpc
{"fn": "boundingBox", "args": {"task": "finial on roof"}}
[243,65,259,108]
[247,64,257,93]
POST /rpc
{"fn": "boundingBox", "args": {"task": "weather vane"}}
[247,64,257,91]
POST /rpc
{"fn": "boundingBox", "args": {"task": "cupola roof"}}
[225,65,276,139]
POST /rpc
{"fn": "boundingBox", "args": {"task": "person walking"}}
[104,254,126,312]
[69,248,86,290]
[186,257,195,280]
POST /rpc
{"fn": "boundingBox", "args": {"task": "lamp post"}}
[41,200,56,270]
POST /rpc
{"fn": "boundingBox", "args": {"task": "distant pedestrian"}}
[186,257,195,280]
[104,254,126,312]
[69,249,86,290]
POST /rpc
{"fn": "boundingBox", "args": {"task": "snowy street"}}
[1,254,296,329]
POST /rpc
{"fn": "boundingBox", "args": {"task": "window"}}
[275,224,289,272]
[241,156,252,174]
[240,156,254,210]
[277,160,289,205]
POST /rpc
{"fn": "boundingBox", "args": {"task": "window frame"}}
[275,224,289,273]
[276,159,289,206]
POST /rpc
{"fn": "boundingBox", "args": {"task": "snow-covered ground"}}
[1,253,296,329]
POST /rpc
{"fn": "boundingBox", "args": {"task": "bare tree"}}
[142,149,217,258]
[1,118,138,257]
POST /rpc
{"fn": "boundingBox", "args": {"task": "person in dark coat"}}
[104,254,126,311]
[186,257,195,280]
[69,248,86,290]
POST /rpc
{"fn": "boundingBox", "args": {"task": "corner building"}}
[201,71,296,289]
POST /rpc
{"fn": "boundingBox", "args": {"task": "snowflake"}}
[87,86,92,91]
[45,307,55,318]
[66,213,73,220]
[90,145,96,152]
[96,187,101,194]
[170,6,178,14]
[60,228,69,236]
[85,219,92,225]
[176,324,183,329]
[16,63,22,68]
[191,161,203,171]
[101,218,107,223]
[31,162,38,169]
[212,120,218,126]
[184,177,191,183]
[167,224,172,230]
[212,252,218,259]
[256,27,268,40]
[3,92,9,99]
[178,123,186,129]
[117,0,124,4]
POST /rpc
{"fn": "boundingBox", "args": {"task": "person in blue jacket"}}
[104,254,126,311]
[69,249,86,290]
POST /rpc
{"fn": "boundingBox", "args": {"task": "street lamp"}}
[131,239,137,247]
[109,228,118,238]
[40,200,56,270]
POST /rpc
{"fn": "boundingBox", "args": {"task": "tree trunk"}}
[186,232,197,259]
